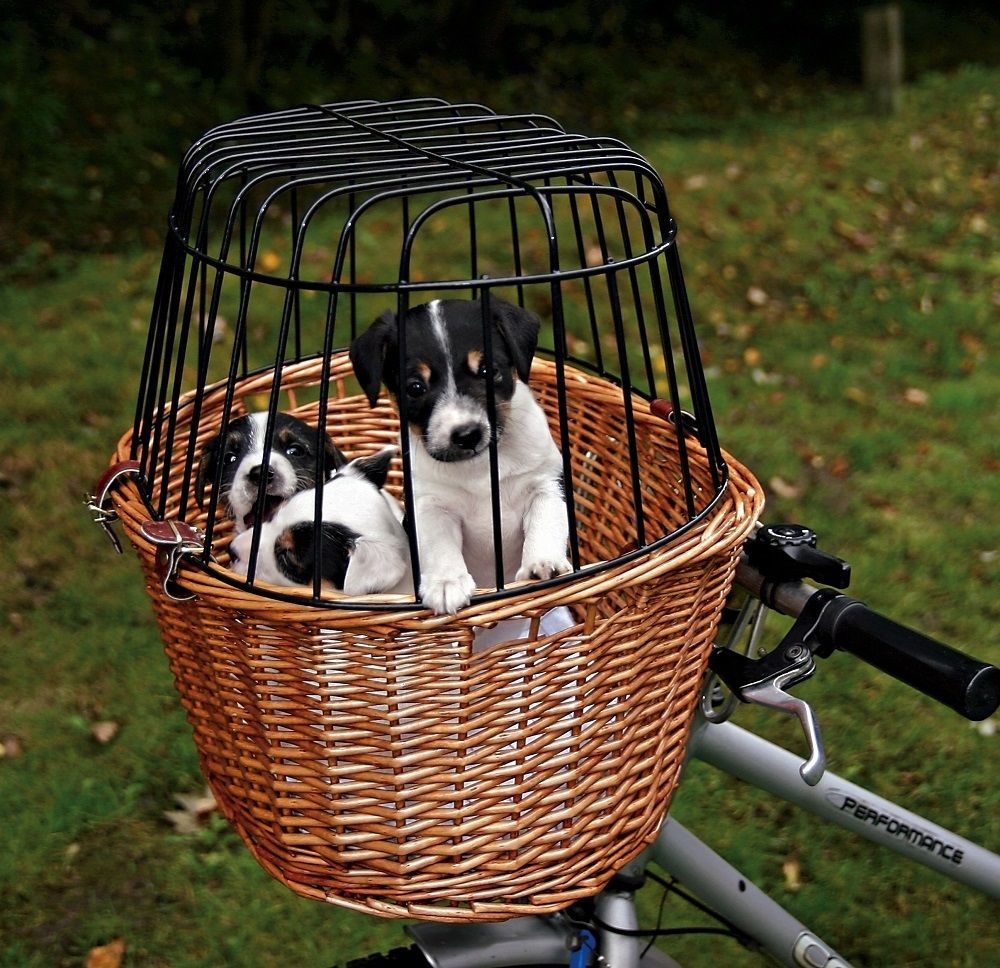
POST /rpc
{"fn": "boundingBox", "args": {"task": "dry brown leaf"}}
[259,250,282,272]
[1,735,24,759]
[90,721,120,745]
[768,476,801,499]
[164,787,217,835]
[829,456,851,478]
[782,858,802,891]
[85,938,126,968]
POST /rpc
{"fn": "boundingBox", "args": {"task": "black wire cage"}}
[98,98,763,919]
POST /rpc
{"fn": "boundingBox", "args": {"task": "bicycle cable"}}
[589,869,755,954]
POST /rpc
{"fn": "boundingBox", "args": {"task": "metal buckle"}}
[86,460,143,554]
[139,519,207,602]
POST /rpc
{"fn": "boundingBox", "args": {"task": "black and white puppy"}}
[227,447,412,596]
[350,297,571,614]
[196,412,348,533]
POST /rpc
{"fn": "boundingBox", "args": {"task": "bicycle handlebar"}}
[735,561,1000,721]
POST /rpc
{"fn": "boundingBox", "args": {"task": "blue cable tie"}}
[569,928,597,968]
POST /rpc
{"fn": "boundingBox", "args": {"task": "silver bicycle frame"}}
[407,713,1000,968]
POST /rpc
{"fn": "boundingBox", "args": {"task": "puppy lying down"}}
[228,447,412,597]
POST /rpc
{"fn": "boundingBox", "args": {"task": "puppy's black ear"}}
[195,434,220,509]
[346,446,395,490]
[323,435,349,478]
[492,298,541,384]
[350,310,398,407]
[282,522,357,590]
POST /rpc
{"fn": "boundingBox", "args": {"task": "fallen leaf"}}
[746,286,769,307]
[742,347,762,367]
[1,735,24,759]
[751,368,782,386]
[968,213,989,234]
[768,476,801,499]
[834,219,876,250]
[91,721,120,745]
[903,387,929,406]
[259,250,282,272]
[85,938,126,968]
[164,787,217,834]
[829,456,851,478]
[782,858,802,891]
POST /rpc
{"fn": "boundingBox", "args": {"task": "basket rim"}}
[113,356,762,620]
[111,453,761,628]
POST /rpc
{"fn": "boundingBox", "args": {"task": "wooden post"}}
[862,5,904,114]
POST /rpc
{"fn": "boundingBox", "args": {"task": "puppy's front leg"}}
[415,501,476,615]
[516,483,572,582]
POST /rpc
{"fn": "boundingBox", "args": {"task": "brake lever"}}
[709,615,828,785]
[742,667,827,786]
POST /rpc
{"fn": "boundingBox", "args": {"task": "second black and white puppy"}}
[227,447,412,596]
[196,412,348,532]
[350,297,571,614]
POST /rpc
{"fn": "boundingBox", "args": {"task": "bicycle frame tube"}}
[648,818,854,968]
[687,717,1000,898]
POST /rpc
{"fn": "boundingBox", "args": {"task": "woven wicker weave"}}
[109,352,762,921]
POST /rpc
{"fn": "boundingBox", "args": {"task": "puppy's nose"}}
[248,464,273,487]
[451,423,483,452]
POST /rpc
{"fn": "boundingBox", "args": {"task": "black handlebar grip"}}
[818,596,1000,721]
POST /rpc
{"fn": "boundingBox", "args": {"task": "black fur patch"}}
[349,298,540,429]
[196,412,348,511]
[274,521,360,590]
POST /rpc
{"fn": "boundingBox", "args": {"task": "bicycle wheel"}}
[337,943,680,967]
[337,947,570,968]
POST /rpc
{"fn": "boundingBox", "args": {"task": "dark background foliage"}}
[2,1,998,272]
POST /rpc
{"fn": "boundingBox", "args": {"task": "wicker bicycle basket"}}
[99,99,764,921]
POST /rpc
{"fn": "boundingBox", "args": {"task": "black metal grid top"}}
[169,97,676,292]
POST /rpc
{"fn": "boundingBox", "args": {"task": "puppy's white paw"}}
[516,556,573,582]
[420,571,477,615]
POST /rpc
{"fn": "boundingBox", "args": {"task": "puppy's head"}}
[196,412,348,531]
[228,447,411,596]
[350,297,540,462]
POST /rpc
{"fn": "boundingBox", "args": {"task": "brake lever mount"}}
[709,599,834,786]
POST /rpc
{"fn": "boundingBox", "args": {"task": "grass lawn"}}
[1,66,996,967]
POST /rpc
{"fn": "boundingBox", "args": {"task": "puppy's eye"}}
[477,361,502,383]
[406,379,427,398]
[285,443,307,458]
[225,451,239,465]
